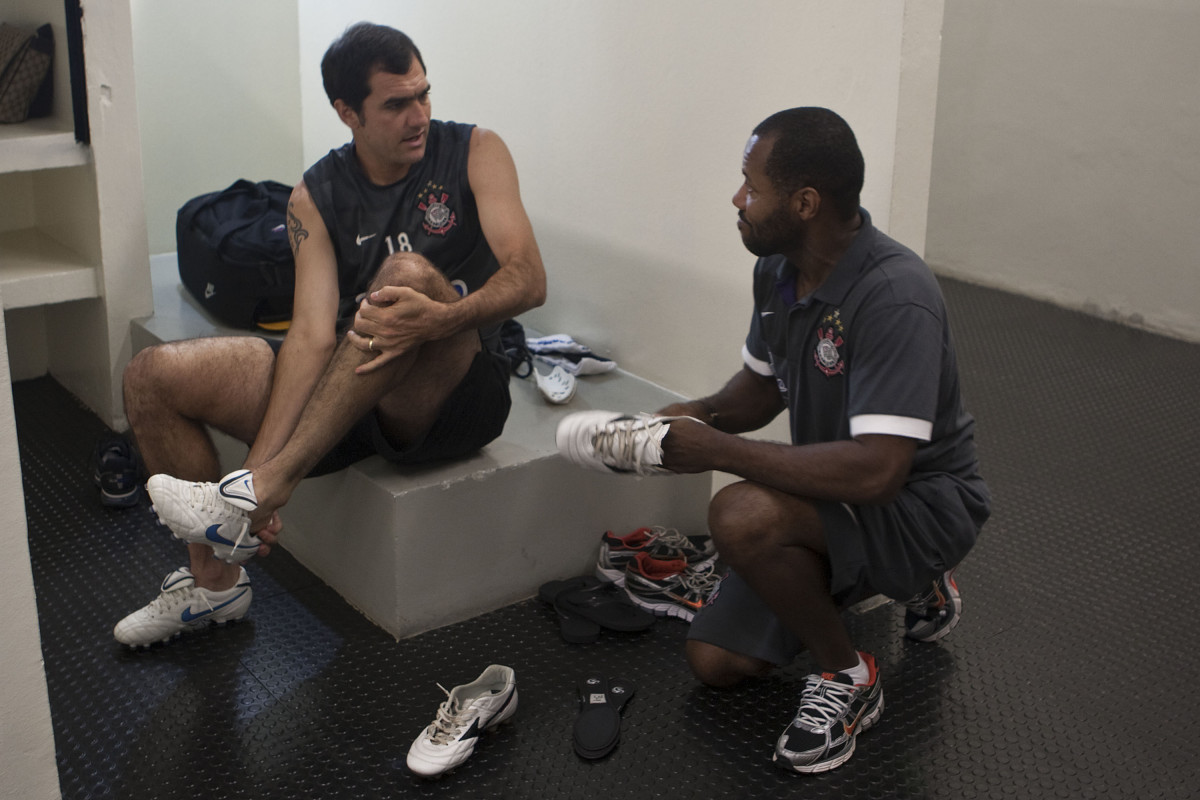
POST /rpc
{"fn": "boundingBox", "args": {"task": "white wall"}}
[127,0,945,404]
[926,0,1200,342]
[298,0,943,403]
[131,0,305,254]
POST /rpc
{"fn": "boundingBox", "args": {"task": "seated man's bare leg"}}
[123,336,277,588]
[694,480,859,680]
[247,252,482,520]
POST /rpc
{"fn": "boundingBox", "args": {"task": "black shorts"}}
[265,337,512,477]
[687,475,989,666]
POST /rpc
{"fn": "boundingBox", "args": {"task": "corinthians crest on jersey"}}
[417,181,457,236]
[813,309,846,377]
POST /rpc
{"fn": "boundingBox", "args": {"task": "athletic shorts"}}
[687,475,989,666]
[265,337,512,477]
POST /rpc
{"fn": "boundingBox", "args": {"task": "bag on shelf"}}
[176,179,296,330]
[0,22,54,124]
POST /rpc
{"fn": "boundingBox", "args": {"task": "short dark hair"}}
[321,22,426,114]
[752,107,864,221]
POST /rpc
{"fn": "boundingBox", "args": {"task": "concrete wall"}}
[131,0,304,255]
[926,0,1200,342]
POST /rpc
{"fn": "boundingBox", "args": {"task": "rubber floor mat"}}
[14,277,1200,799]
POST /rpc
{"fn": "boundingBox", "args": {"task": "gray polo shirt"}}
[743,209,981,481]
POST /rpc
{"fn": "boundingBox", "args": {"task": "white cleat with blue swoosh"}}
[146,469,262,563]
[113,566,252,648]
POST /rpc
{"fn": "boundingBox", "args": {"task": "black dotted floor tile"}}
[15,277,1200,799]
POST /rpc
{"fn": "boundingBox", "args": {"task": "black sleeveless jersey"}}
[302,120,501,340]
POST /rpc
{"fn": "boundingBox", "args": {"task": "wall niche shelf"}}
[0,119,90,173]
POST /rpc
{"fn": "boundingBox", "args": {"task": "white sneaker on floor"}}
[146,469,261,563]
[556,411,699,476]
[113,566,252,648]
[406,664,518,777]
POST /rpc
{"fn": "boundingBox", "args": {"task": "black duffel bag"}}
[176,179,295,329]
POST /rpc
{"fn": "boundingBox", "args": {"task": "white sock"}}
[841,653,870,686]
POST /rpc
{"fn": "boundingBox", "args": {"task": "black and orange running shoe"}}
[622,552,719,622]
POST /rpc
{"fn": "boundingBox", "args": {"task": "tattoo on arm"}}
[287,201,309,255]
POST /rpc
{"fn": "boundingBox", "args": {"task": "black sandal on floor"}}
[556,582,655,632]
[538,576,602,643]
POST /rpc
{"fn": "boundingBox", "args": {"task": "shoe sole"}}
[623,590,699,622]
[101,487,141,508]
[120,614,249,650]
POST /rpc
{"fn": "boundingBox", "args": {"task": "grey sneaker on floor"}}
[113,566,252,648]
[555,411,699,476]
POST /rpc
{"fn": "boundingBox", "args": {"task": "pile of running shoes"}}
[596,526,720,622]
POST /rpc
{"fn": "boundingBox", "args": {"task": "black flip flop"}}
[556,582,655,632]
[573,675,635,760]
[538,576,602,643]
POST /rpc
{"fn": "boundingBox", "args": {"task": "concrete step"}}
[133,255,711,638]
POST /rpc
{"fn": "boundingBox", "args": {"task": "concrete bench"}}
[132,255,711,638]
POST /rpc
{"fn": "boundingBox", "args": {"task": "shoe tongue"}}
[161,568,195,592]
[822,671,854,686]
[636,552,686,578]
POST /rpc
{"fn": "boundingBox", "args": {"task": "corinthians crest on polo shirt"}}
[417,181,457,236]
[814,309,846,377]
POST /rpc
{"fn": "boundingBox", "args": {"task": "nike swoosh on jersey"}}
[180,590,248,622]
[355,233,377,245]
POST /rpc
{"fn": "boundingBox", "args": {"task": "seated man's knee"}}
[123,345,172,419]
[370,252,455,300]
[686,640,772,688]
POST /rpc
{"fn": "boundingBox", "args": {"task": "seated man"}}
[114,23,545,647]
[557,107,989,774]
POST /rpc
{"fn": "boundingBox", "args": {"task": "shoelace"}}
[426,684,466,745]
[591,416,663,472]
[678,564,721,597]
[149,583,211,617]
[904,579,946,616]
[794,675,859,732]
[648,526,699,556]
[186,480,254,551]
